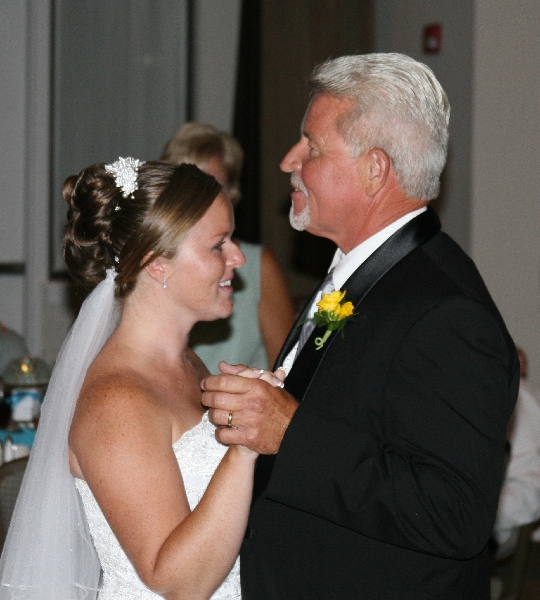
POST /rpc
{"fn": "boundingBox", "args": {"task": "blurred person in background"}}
[493,346,540,556]
[161,123,295,372]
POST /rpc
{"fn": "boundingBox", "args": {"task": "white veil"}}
[0,270,120,599]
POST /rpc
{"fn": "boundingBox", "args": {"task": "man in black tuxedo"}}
[203,53,519,599]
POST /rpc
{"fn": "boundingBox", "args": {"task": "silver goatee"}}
[289,174,311,231]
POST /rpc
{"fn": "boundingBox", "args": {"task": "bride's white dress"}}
[75,412,241,599]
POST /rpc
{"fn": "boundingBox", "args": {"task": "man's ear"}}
[365,148,391,197]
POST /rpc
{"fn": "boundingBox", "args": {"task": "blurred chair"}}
[0,456,28,550]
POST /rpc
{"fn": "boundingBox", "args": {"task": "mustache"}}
[291,174,308,196]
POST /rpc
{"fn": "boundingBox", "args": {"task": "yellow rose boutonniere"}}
[310,289,356,350]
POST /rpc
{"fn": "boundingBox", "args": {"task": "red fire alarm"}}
[423,23,442,54]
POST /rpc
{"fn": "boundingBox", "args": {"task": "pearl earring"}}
[162,276,167,290]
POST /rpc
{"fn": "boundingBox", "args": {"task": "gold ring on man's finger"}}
[227,410,234,428]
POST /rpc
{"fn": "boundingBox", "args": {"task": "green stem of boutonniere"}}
[305,289,356,351]
[314,329,332,350]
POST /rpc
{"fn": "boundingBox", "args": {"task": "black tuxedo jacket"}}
[240,208,519,599]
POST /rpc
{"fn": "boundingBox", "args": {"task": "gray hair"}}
[309,53,450,200]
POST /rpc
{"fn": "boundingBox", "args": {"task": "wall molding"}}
[0,263,25,275]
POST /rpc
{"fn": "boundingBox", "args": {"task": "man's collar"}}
[330,207,427,291]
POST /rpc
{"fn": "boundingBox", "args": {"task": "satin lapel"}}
[285,207,441,401]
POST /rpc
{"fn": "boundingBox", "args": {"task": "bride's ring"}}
[227,410,234,428]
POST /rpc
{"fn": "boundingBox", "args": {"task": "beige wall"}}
[375,0,474,251]
[471,0,540,388]
[375,0,540,388]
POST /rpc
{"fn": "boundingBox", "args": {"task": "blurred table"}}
[0,428,35,462]
[0,429,36,447]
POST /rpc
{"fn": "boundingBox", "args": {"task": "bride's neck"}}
[114,291,194,368]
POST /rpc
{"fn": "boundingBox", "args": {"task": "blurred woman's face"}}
[165,193,245,323]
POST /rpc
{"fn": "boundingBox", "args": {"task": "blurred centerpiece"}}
[1,356,52,428]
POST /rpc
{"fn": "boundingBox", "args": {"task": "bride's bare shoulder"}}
[72,356,162,435]
[69,364,172,478]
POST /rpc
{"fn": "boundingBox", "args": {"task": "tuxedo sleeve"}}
[265,297,518,560]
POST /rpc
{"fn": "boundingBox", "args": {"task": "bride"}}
[0,159,270,599]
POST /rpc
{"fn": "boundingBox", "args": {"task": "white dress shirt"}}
[280,207,426,375]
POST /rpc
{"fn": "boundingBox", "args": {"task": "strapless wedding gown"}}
[75,412,241,599]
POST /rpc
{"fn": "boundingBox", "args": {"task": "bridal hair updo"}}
[63,161,221,297]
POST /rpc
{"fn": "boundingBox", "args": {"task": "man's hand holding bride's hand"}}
[218,361,286,387]
[202,362,297,454]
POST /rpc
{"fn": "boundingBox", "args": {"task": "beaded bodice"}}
[75,412,241,599]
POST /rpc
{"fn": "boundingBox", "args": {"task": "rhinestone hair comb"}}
[105,157,145,198]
